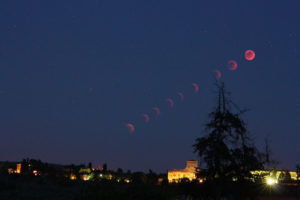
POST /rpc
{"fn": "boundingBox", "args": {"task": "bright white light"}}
[266,177,277,185]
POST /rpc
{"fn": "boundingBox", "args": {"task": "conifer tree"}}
[194,83,264,182]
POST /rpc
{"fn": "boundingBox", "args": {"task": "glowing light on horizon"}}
[266,177,277,185]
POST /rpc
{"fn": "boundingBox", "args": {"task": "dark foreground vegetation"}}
[1,174,300,200]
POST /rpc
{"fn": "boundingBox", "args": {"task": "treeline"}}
[0,158,167,184]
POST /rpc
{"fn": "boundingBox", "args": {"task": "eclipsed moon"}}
[167,98,174,108]
[153,107,161,116]
[141,114,150,123]
[214,70,222,80]
[178,92,184,101]
[192,83,199,93]
[227,60,238,71]
[245,50,255,61]
[125,123,135,133]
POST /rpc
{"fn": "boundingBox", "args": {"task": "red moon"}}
[153,107,161,116]
[214,70,222,80]
[167,98,174,108]
[178,92,184,101]
[227,60,238,71]
[141,114,150,123]
[125,123,135,133]
[245,50,255,61]
[192,83,199,93]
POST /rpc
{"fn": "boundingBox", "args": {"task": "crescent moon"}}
[192,83,199,93]
[178,92,184,101]
[166,98,174,108]
[227,60,238,71]
[245,50,255,61]
[125,123,135,133]
[141,114,150,123]
[214,70,222,80]
[152,107,161,116]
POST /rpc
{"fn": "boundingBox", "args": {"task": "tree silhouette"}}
[102,163,107,173]
[193,83,264,198]
[296,164,300,180]
[278,170,292,183]
[88,162,92,169]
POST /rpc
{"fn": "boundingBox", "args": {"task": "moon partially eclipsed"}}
[167,98,174,108]
[141,114,150,123]
[214,70,222,80]
[125,123,135,133]
[178,92,184,101]
[245,50,255,61]
[192,83,199,93]
[153,107,161,116]
[227,60,238,71]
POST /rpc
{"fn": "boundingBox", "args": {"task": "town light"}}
[266,177,277,185]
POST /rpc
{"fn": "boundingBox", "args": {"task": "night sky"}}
[0,1,299,172]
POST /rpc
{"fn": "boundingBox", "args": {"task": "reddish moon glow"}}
[153,107,161,116]
[214,70,222,80]
[167,98,175,108]
[125,123,135,133]
[227,60,238,71]
[192,83,199,93]
[245,50,255,61]
[178,92,184,101]
[141,114,150,123]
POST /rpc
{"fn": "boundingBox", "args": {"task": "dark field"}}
[1,175,300,200]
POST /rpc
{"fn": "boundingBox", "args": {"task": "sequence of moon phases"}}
[126,49,256,133]
[125,123,135,133]
[227,60,238,71]
[245,50,255,61]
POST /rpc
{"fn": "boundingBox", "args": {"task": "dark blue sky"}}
[0,0,299,172]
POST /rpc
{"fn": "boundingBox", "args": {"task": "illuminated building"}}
[7,168,14,174]
[16,163,21,174]
[168,161,299,184]
[70,173,77,180]
[168,160,198,183]
[32,170,39,176]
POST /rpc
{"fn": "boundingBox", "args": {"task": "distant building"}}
[168,160,198,183]
[7,163,21,174]
[16,163,21,174]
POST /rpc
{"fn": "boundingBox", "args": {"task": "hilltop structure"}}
[167,160,299,184]
[168,160,198,183]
